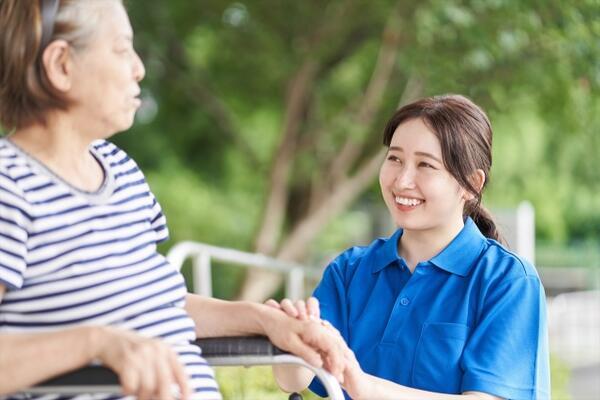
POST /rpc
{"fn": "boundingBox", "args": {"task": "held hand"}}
[93,326,190,400]
[265,297,320,321]
[260,306,347,383]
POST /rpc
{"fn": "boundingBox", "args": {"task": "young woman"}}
[270,95,550,399]
[0,1,348,399]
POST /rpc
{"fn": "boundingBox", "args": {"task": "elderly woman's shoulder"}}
[91,139,122,157]
[90,139,140,168]
[0,138,26,178]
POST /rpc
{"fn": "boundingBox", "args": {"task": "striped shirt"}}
[0,138,221,400]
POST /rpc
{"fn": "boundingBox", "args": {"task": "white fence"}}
[166,241,322,300]
[494,201,536,264]
[547,290,600,368]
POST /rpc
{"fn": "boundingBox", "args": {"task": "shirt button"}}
[400,297,410,306]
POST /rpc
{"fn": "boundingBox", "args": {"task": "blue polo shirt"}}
[309,218,550,399]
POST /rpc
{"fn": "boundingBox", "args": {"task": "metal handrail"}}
[166,241,322,300]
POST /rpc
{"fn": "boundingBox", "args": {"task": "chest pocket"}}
[412,322,469,393]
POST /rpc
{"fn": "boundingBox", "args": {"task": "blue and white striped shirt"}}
[0,138,220,399]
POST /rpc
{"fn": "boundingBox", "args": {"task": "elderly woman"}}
[0,1,348,399]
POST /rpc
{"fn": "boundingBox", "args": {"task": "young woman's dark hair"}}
[383,94,503,242]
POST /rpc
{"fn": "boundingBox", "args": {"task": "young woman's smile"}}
[393,193,425,211]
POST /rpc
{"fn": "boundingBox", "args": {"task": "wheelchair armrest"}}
[24,365,120,395]
[195,335,286,357]
[21,336,344,399]
[197,336,344,399]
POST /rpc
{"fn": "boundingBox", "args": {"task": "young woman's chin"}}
[392,217,427,232]
[391,211,445,233]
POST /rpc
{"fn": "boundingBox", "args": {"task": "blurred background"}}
[120,0,598,398]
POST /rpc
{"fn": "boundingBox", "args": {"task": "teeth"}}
[395,196,423,206]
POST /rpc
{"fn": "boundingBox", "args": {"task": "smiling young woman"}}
[271,94,551,400]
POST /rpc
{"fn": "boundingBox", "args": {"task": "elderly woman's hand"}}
[92,326,190,400]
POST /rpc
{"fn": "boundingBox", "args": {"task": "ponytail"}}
[465,202,504,244]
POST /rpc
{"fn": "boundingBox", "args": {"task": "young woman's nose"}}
[394,165,416,189]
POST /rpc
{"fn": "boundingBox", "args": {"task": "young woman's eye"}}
[419,161,435,169]
[387,155,401,163]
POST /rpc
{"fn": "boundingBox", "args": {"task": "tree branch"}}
[160,38,262,168]
[252,59,320,255]
[327,1,404,183]
[251,0,361,256]
[277,147,386,261]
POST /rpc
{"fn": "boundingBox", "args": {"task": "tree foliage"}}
[117,0,600,299]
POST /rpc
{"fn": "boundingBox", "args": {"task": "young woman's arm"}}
[272,364,315,393]
[342,350,503,400]
[352,375,502,400]
[0,285,190,399]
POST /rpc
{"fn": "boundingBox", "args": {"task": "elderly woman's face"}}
[68,1,145,137]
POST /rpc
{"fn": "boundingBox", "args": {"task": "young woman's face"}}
[379,118,468,234]
[68,1,145,137]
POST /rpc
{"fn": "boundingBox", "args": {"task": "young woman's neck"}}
[398,216,465,273]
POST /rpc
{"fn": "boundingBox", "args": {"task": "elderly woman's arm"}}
[0,285,190,399]
[0,325,100,394]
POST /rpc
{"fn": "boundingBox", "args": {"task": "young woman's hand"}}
[265,297,343,341]
[259,305,350,383]
[265,297,320,321]
[266,304,372,398]
[92,326,190,400]
[340,347,373,400]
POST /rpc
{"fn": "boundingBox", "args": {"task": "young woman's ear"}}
[41,40,73,92]
[463,169,486,201]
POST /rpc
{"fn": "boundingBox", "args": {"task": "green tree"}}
[119,0,600,300]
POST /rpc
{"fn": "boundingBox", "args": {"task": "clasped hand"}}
[265,297,371,398]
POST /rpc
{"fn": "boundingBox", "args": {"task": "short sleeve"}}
[309,254,351,398]
[95,140,169,245]
[149,194,169,244]
[461,275,551,399]
[0,174,30,290]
